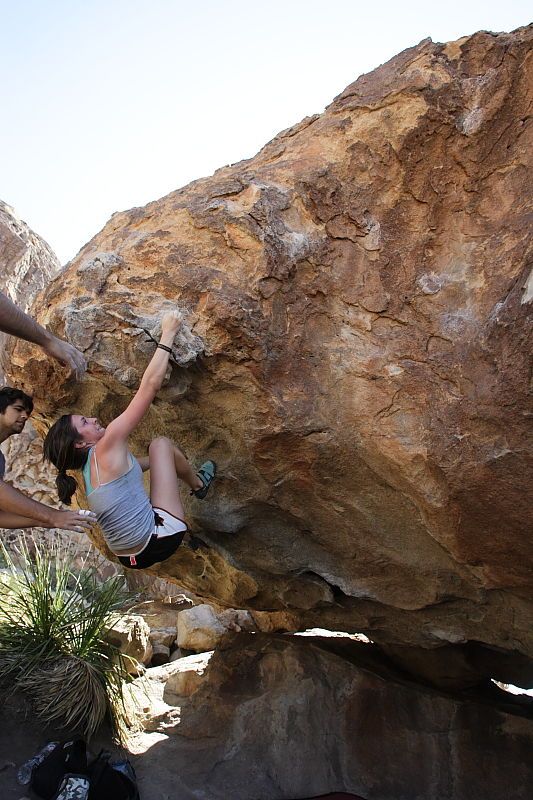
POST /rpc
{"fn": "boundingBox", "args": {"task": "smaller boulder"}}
[165,652,213,698]
[177,604,226,652]
[129,599,185,629]
[170,648,185,662]
[149,627,177,648]
[107,614,153,674]
[151,644,171,666]
[251,610,299,633]
[218,608,256,632]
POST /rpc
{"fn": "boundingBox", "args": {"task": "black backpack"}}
[30,739,88,800]
[88,750,140,800]
[29,739,139,800]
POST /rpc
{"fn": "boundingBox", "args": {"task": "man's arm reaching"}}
[0,512,56,529]
[0,480,95,532]
[0,291,87,378]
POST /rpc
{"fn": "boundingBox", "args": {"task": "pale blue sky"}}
[1,0,531,263]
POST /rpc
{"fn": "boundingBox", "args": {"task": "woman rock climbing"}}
[44,310,216,569]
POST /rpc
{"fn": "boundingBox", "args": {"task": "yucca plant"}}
[0,536,136,739]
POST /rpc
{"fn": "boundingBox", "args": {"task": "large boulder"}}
[3,28,533,684]
[127,634,533,800]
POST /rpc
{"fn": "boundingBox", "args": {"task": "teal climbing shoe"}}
[192,460,217,499]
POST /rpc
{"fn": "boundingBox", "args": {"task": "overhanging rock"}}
[4,27,533,683]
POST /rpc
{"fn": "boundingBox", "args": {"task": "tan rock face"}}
[3,29,533,677]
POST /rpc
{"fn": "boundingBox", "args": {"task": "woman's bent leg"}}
[148,437,202,519]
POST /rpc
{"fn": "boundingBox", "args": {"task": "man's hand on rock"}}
[0,292,87,379]
[42,335,87,380]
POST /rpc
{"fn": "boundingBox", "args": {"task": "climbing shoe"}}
[191,460,216,499]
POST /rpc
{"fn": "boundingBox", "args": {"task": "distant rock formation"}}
[0,200,61,376]
[3,27,533,692]
[0,200,60,312]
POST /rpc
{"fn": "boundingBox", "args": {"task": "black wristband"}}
[157,343,173,354]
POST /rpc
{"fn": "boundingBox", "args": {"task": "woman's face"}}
[71,414,106,447]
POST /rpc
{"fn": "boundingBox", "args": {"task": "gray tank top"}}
[82,448,154,555]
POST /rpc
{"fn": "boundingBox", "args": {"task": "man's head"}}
[0,387,34,439]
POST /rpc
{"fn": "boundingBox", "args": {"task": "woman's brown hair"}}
[43,415,89,505]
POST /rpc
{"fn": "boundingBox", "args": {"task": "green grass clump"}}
[0,536,134,739]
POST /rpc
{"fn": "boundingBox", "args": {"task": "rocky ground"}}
[0,692,364,800]
[4,599,531,800]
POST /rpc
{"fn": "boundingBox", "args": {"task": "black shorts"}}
[118,532,184,569]
[118,508,187,570]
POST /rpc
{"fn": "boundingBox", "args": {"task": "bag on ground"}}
[29,739,139,800]
[52,773,91,800]
[30,739,88,800]
[88,750,139,800]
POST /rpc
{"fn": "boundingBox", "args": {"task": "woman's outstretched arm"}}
[99,310,183,451]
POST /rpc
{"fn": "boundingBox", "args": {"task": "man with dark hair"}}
[0,290,86,378]
[0,387,34,466]
[0,386,95,533]
[0,386,34,414]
